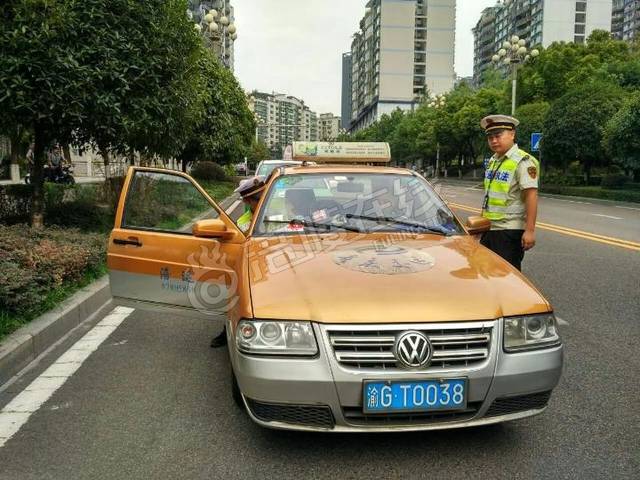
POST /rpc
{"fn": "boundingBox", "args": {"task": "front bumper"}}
[228,320,563,432]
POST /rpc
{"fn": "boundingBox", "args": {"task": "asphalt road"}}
[0,185,638,480]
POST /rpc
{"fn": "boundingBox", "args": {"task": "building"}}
[341,53,353,131]
[188,0,237,70]
[318,114,342,141]
[612,0,625,39]
[473,0,613,85]
[345,0,456,132]
[248,91,319,158]
[473,6,500,85]
[622,0,640,41]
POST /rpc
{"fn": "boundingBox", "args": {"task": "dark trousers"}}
[480,230,525,271]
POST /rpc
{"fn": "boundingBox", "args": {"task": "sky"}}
[233,0,496,115]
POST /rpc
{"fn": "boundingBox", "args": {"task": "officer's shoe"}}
[210,327,227,348]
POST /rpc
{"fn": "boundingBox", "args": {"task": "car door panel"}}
[107,167,245,321]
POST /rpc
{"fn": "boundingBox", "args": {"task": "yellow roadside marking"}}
[448,202,640,252]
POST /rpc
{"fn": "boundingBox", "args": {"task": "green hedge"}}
[0,179,124,231]
[0,225,108,339]
[541,185,640,203]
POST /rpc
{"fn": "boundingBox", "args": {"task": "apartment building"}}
[346,0,456,132]
[318,114,342,141]
[248,91,319,158]
[622,0,640,40]
[473,0,613,84]
[341,53,353,132]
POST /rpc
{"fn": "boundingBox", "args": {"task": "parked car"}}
[107,162,563,432]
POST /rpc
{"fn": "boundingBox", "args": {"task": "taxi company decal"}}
[160,267,195,293]
[332,245,435,275]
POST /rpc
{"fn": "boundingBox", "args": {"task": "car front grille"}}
[342,402,482,426]
[326,323,493,371]
[484,391,552,417]
[246,398,335,429]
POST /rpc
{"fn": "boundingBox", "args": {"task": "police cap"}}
[234,175,266,199]
[481,115,520,135]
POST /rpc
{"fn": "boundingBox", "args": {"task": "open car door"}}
[107,167,245,320]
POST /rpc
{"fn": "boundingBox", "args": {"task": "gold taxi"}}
[107,142,563,432]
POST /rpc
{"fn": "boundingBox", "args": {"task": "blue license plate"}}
[363,379,467,413]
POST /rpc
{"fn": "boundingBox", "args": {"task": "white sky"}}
[234,0,496,115]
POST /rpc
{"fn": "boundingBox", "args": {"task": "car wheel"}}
[231,369,244,409]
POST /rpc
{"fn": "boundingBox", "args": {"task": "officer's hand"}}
[522,230,536,251]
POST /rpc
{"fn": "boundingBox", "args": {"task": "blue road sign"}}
[531,133,542,152]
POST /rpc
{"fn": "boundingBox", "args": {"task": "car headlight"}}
[236,320,318,356]
[503,313,561,352]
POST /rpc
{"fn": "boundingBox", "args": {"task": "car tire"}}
[231,369,244,409]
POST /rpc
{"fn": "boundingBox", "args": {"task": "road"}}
[0,185,638,479]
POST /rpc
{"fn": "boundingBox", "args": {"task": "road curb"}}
[0,276,113,386]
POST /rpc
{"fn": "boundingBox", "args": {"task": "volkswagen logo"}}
[394,331,432,368]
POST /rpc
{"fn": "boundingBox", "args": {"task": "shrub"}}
[600,174,630,189]
[0,184,32,223]
[0,224,107,318]
[190,161,227,182]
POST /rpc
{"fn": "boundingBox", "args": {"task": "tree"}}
[176,49,256,171]
[603,93,640,181]
[0,0,205,226]
[247,139,271,164]
[543,81,626,181]
[514,102,550,153]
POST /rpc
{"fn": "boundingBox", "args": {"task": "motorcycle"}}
[25,165,75,185]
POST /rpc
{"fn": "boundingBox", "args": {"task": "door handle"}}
[113,237,142,247]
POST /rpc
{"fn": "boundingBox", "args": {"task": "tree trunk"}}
[62,144,72,164]
[99,146,110,179]
[181,158,188,173]
[30,126,47,229]
[9,134,19,165]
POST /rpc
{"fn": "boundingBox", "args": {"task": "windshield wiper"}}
[345,214,452,236]
[263,219,362,233]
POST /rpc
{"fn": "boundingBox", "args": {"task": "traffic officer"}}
[211,175,266,348]
[235,175,267,233]
[479,115,539,271]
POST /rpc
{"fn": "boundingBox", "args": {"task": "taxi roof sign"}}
[292,142,391,164]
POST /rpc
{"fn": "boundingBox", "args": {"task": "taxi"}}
[107,141,563,432]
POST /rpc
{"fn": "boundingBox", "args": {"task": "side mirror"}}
[193,219,233,239]
[466,216,491,235]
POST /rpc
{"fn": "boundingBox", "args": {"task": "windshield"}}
[254,173,463,236]
[256,162,299,177]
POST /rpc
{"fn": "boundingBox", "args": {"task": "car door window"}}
[122,171,219,234]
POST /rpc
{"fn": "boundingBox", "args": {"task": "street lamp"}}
[200,2,237,68]
[491,35,539,115]
[427,94,446,178]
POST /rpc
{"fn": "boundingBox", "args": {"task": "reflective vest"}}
[482,149,539,221]
[237,210,253,233]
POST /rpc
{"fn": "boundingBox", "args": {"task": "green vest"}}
[483,148,539,221]
[237,210,253,232]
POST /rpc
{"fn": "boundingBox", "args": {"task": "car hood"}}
[247,233,550,323]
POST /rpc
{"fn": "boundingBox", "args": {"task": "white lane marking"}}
[226,199,242,214]
[591,214,623,220]
[556,317,569,326]
[615,205,640,211]
[0,306,134,448]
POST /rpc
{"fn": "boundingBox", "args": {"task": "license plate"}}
[363,379,467,414]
